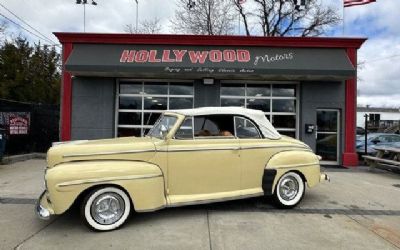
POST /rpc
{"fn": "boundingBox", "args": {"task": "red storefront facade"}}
[55,33,365,167]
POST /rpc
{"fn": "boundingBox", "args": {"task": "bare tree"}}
[235,0,340,37]
[171,0,339,37]
[170,0,236,35]
[124,17,163,34]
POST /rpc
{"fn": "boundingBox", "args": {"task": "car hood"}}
[279,135,311,150]
[46,136,158,168]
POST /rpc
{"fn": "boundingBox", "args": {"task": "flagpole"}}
[238,14,241,35]
[342,3,345,36]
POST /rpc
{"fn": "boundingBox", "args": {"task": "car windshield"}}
[147,115,178,139]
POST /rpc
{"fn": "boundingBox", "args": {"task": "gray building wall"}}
[194,80,221,107]
[299,81,346,164]
[71,77,116,140]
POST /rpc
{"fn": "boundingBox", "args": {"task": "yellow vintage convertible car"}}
[36,107,329,231]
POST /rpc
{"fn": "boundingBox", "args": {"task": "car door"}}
[234,116,279,193]
[167,115,241,205]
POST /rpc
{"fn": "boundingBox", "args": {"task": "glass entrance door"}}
[316,109,340,165]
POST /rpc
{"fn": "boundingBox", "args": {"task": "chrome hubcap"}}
[91,193,125,225]
[279,176,299,201]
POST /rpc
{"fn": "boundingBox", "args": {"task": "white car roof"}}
[169,107,281,140]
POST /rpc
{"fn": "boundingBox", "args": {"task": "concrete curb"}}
[0,153,46,165]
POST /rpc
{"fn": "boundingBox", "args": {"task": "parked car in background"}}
[36,107,329,231]
[356,126,366,135]
[356,133,400,155]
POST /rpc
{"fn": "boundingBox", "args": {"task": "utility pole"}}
[76,0,98,32]
[133,0,139,31]
[364,114,369,155]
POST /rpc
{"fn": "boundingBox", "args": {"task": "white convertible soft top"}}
[169,107,281,140]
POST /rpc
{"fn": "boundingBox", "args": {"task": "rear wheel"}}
[80,187,131,231]
[273,172,305,208]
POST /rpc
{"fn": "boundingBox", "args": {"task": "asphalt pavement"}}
[0,159,400,250]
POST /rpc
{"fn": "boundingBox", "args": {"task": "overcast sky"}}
[1,0,399,108]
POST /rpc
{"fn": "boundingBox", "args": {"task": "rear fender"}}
[45,160,166,214]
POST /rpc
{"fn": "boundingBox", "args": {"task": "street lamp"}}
[132,0,139,31]
[76,0,98,32]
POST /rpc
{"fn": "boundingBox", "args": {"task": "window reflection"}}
[170,98,193,109]
[118,128,141,137]
[221,98,245,107]
[144,97,168,110]
[119,96,142,110]
[221,84,245,96]
[119,82,142,94]
[272,100,295,113]
[143,113,161,126]
[118,112,141,125]
[272,115,296,128]
[247,84,271,97]
[170,83,194,95]
[272,85,296,97]
[247,99,270,112]
[143,82,168,95]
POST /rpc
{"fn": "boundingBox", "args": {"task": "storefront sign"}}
[65,44,355,80]
[0,112,30,135]
[120,49,252,64]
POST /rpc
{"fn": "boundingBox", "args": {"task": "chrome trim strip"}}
[167,192,264,208]
[57,174,162,187]
[240,144,308,150]
[159,146,240,153]
[162,144,307,153]
[62,149,155,158]
[269,162,319,169]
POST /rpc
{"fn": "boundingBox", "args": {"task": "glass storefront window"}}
[272,100,296,113]
[221,82,297,138]
[119,96,142,110]
[143,82,168,95]
[247,84,271,97]
[118,112,141,125]
[272,84,296,97]
[169,98,194,109]
[221,98,245,107]
[144,97,168,110]
[116,81,194,137]
[170,83,194,95]
[119,82,142,94]
[272,115,296,129]
[117,128,141,137]
[221,84,245,96]
[247,99,270,112]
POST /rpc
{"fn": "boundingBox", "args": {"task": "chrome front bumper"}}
[35,191,51,220]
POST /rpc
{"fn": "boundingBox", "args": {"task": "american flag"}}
[293,0,306,10]
[344,0,376,7]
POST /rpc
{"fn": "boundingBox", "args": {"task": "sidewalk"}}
[1,159,400,250]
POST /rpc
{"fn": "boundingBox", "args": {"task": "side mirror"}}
[371,139,380,144]
[160,125,168,138]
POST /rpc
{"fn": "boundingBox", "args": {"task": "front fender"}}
[265,150,321,194]
[45,160,166,214]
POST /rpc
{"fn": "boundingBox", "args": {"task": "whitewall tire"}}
[273,172,305,208]
[81,187,131,231]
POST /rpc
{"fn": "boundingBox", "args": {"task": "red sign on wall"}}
[8,113,30,135]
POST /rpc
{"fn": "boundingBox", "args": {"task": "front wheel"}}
[273,172,305,209]
[81,186,131,231]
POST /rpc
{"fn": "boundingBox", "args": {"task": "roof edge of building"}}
[53,32,366,49]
